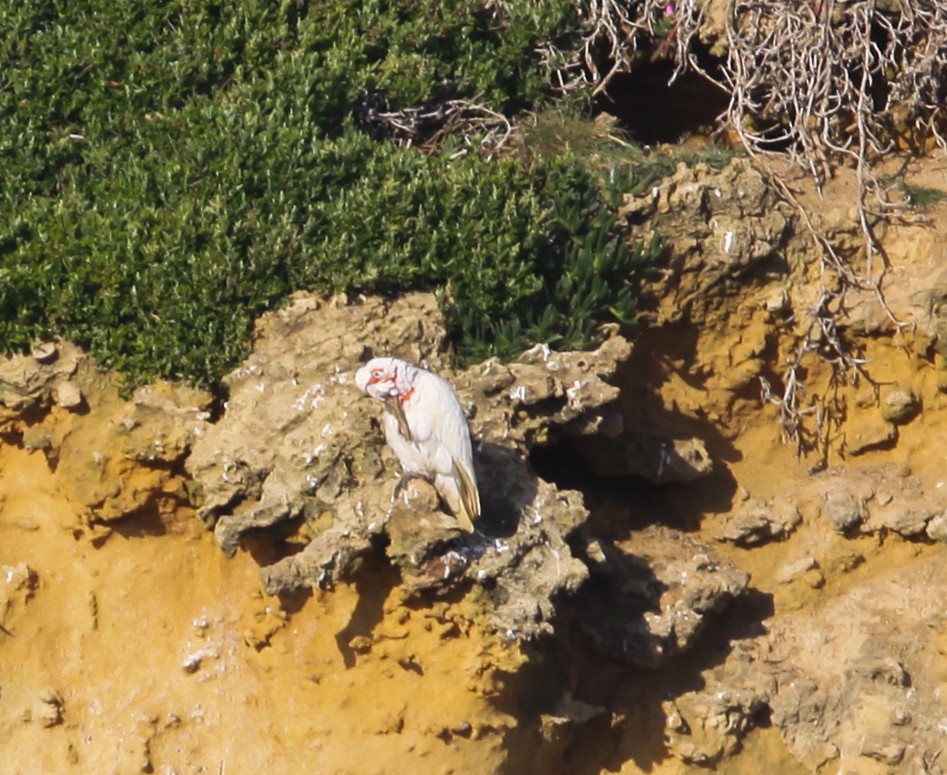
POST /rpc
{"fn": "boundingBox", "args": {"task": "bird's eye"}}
[371,368,384,379]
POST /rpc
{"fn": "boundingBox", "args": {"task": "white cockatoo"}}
[354,356,480,533]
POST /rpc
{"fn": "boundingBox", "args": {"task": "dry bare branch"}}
[354,96,518,160]
[543,0,946,455]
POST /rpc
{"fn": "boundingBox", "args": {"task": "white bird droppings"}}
[565,380,584,410]
[182,647,218,674]
[292,384,325,412]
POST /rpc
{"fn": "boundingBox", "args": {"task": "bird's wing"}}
[414,373,480,520]
[383,408,425,474]
[413,376,473,466]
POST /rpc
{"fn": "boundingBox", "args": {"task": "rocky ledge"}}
[182,291,747,644]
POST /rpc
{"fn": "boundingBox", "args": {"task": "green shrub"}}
[448,157,662,362]
[0,1,655,388]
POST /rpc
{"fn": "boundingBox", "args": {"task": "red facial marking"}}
[366,367,386,386]
[398,385,414,404]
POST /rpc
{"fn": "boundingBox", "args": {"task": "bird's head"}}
[354,357,415,401]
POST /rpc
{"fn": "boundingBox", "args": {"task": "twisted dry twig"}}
[355,96,517,160]
[542,0,945,455]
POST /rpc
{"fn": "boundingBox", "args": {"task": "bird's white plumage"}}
[354,356,480,532]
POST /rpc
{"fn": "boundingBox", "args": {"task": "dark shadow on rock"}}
[552,584,774,775]
[474,441,538,539]
[0,430,22,448]
[497,522,762,775]
[559,540,667,669]
[401,576,473,611]
[531,441,739,539]
[104,503,169,539]
[275,586,313,616]
[240,519,307,568]
[526,324,745,541]
[524,317,748,540]
[701,586,774,645]
[334,559,401,669]
[620,323,745,437]
[495,630,711,775]
[18,403,56,428]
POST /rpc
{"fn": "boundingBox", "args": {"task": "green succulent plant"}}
[0,0,659,388]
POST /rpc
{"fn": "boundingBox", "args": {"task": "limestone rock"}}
[663,687,766,766]
[925,511,947,542]
[764,554,947,774]
[52,379,211,525]
[870,504,935,537]
[121,381,213,464]
[455,336,632,451]
[809,465,945,539]
[860,736,906,766]
[619,158,792,325]
[711,498,801,546]
[188,292,628,640]
[880,386,920,424]
[821,490,867,533]
[774,556,819,585]
[567,526,749,666]
[30,342,58,363]
[51,380,83,409]
[0,341,211,528]
[0,341,83,418]
[764,286,791,318]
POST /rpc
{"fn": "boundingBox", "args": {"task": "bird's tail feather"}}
[452,461,480,533]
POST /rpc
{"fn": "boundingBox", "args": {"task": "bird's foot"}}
[391,471,434,504]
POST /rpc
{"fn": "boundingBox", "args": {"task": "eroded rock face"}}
[185,292,752,644]
[4,158,947,775]
[569,527,750,667]
[621,157,793,325]
[0,341,211,533]
[663,680,768,767]
[186,293,644,639]
[0,342,85,418]
[654,545,947,774]
[763,552,947,774]
[812,464,945,540]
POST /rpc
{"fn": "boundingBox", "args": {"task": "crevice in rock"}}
[594,59,730,146]
[529,435,737,537]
